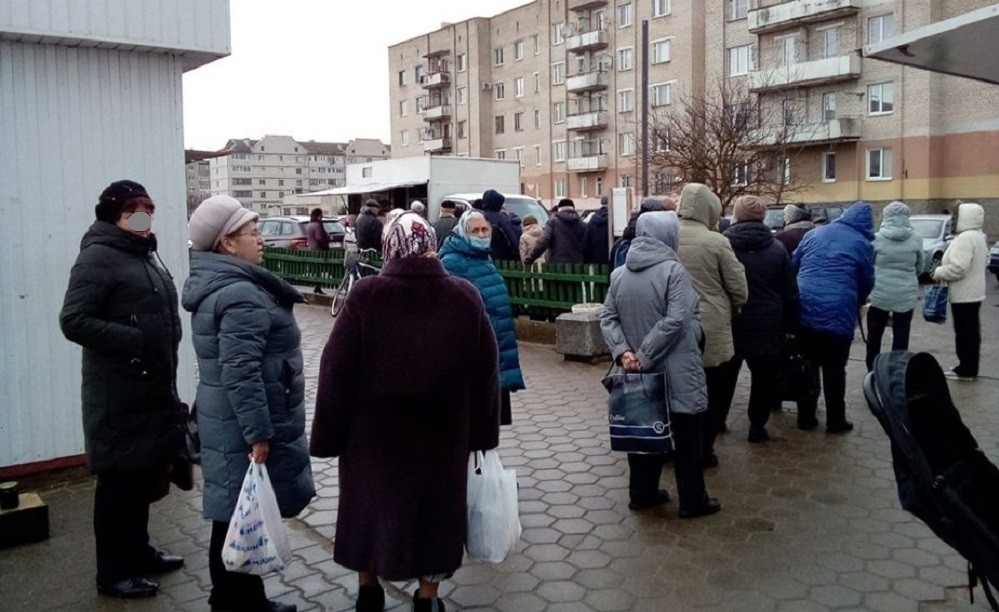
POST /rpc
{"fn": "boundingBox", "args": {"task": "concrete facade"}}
[388,0,999,227]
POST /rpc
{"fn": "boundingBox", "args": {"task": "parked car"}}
[441,193,551,227]
[908,214,954,275]
[258,216,347,250]
[988,240,999,284]
[763,204,848,232]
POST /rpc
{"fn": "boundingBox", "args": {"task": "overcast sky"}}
[182,0,526,151]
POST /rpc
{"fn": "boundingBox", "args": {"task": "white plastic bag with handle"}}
[466,450,521,563]
[222,463,290,575]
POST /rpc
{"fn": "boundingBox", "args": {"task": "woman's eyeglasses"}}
[232,229,262,238]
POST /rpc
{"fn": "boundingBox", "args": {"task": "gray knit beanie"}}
[882,201,910,218]
[188,195,259,251]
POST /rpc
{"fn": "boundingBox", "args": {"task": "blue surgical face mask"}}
[469,236,491,250]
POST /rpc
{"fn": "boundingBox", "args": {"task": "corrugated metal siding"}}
[0,40,197,468]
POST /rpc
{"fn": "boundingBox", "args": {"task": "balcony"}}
[749,54,861,91]
[566,110,609,131]
[566,69,609,93]
[423,137,452,153]
[420,71,451,89]
[567,154,609,172]
[568,0,608,10]
[753,117,862,147]
[421,104,452,121]
[749,0,862,34]
[566,29,609,53]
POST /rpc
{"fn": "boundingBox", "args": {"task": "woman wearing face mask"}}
[439,211,525,425]
[60,180,186,599]
[182,195,315,612]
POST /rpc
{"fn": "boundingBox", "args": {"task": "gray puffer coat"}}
[601,230,707,415]
[182,252,315,522]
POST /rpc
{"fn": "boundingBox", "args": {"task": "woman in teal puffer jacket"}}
[439,211,525,424]
[865,201,924,370]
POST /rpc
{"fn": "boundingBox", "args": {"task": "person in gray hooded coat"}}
[182,195,315,612]
[600,212,721,519]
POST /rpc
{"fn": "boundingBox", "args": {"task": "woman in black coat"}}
[723,197,800,442]
[60,180,185,599]
[311,212,501,612]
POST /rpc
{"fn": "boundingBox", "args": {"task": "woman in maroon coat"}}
[311,212,501,612]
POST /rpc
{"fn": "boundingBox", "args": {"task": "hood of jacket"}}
[677,184,722,230]
[956,202,985,233]
[725,221,775,251]
[554,208,582,224]
[836,203,875,241]
[878,214,914,241]
[439,232,490,259]
[80,220,158,256]
[524,224,544,237]
[588,206,609,228]
[625,236,678,272]
[182,251,303,312]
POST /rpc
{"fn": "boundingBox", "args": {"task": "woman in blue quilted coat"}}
[440,210,526,424]
[182,195,315,612]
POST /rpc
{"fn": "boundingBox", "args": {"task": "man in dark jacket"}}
[724,196,800,443]
[480,189,521,260]
[610,197,664,269]
[526,198,587,264]
[584,195,611,264]
[355,199,385,251]
[433,200,459,250]
[60,180,185,599]
[775,204,815,255]
[793,203,875,433]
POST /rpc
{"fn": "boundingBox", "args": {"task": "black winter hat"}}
[557,198,575,209]
[482,189,505,210]
[95,180,150,222]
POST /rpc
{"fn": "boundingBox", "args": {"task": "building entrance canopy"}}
[863,4,999,85]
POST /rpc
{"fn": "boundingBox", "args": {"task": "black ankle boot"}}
[412,589,445,612]
[357,585,385,611]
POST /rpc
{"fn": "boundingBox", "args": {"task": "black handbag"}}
[782,338,820,402]
[601,367,673,454]
[170,402,201,492]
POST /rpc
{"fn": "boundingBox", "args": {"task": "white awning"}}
[294,180,428,197]
[863,4,999,85]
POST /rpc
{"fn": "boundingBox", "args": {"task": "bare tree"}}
[641,79,814,211]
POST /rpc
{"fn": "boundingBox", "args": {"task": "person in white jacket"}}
[932,203,988,380]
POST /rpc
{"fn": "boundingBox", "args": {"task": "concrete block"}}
[555,310,612,363]
[0,493,50,548]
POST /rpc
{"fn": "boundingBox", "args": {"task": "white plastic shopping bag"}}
[466,450,521,563]
[222,462,290,575]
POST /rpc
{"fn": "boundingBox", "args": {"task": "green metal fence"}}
[262,248,611,313]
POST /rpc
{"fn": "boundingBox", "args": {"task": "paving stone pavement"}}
[2,285,997,611]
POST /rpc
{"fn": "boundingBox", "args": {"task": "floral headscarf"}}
[381,211,437,260]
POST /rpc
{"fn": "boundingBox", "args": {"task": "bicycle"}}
[331,248,381,317]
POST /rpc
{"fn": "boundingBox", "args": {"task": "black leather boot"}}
[412,589,445,612]
[357,584,385,611]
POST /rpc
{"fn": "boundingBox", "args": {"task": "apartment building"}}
[193,135,390,215]
[388,0,998,217]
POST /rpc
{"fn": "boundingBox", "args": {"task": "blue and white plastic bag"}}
[222,463,290,575]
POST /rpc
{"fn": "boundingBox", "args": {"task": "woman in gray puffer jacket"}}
[600,212,720,519]
[182,195,314,612]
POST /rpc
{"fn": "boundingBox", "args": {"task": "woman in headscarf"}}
[311,212,501,612]
[439,210,526,425]
[600,211,720,518]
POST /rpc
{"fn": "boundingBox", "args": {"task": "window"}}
[580,177,588,197]
[398,70,406,86]
[822,27,839,59]
[400,130,409,146]
[457,121,467,139]
[867,148,893,180]
[651,39,671,64]
[778,36,797,66]
[533,144,542,166]
[515,77,525,97]
[494,82,506,100]
[729,44,755,76]
[495,115,505,134]
[515,112,525,131]
[621,174,632,188]
[457,86,467,105]
[596,176,604,195]
[729,0,749,20]
[822,152,836,182]
[553,23,565,45]
[618,88,635,112]
[533,35,540,55]
[534,72,541,93]
[822,93,836,121]
[514,147,524,167]
[782,99,795,125]
[868,14,895,45]
[655,129,670,152]
[554,101,566,123]
[653,0,670,17]
[494,47,504,66]
[258,179,265,186]
[554,140,567,162]
[495,149,506,160]
[655,171,671,192]
[278,179,284,186]
[534,110,541,129]
[617,3,633,27]
[555,179,566,198]
[514,40,524,61]
[781,157,791,185]
[259,192,266,199]
[617,47,634,71]
[415,96,425,113]
[650,82,672,107]
[399,100,408,116]
[414,65,424,82]
[553,62,566,85]
[868,82,894,115]
[619,132,636,156]
[733,161,751,186]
